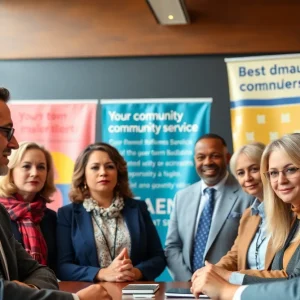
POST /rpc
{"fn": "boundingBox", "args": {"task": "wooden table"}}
[59,281,192,299]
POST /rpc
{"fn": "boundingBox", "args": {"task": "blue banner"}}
[100,99,212,281]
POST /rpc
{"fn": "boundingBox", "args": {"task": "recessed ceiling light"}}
[146,0,190,25]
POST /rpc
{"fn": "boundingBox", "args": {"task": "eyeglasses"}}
[264,167,300,182]
[0,126,15,142]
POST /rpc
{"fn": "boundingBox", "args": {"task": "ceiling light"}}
[146,0,190,25]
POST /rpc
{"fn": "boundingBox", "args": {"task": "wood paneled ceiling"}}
[1,0,300,59]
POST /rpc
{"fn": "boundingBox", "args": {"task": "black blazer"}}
[0,204,62,299]
[57,198,166,281]
[10,208,57,274]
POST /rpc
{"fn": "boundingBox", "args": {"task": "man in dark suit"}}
[165,134,253,281]
[0,87,111,300]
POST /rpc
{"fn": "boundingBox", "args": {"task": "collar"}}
[200,171,229,195]
[251,198,265,218]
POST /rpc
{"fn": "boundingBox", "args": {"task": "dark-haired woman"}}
[56,142,166,282]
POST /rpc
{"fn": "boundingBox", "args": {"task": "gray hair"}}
[230,142,266,178]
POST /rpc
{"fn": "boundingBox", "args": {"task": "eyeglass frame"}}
[0,126,15,142]
[264,166,300,182]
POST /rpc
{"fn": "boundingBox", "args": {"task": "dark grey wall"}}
[0,56,233,150]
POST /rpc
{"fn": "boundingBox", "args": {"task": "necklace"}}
[92,214,118,261]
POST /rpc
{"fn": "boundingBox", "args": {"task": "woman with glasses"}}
[56,142,165,282]
[192,133,300,290]
[0,141,57,272]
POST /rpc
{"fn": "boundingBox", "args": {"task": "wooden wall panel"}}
[1,0,300,59]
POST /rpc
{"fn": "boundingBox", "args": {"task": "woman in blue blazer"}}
[57,142,166,282]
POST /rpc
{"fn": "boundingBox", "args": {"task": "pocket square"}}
[227,212,242,219]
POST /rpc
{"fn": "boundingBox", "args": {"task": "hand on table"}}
[97,248,135,282]
[191,265,239,300]
[192,261,232,282]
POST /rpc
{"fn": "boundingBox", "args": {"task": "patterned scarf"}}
[0,193,48,265]
[83,195,125,219]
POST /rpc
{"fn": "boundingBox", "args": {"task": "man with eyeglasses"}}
[0,89,18,176]
[0,88,111,300]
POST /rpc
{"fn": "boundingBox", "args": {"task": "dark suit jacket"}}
[11,208,57,273]
[0,204,72,300]
[56,198,166,282]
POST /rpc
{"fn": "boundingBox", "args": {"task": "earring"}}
[84,183,87,190]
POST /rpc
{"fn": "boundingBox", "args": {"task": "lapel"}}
[73,204,99,267]
[122,198,140,264]
[239,214,261,269]
[185,182,202,269]
[264,238,276,269]
[204,175,239,256]
[0,241,9,280]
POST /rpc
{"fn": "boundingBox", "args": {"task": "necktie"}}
[192,187,215,272]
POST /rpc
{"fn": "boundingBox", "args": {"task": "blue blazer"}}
[11,208,57,274]
[56,198,166,282]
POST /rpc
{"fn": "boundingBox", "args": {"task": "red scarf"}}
[0,194,48,265]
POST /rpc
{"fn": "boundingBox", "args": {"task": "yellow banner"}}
[225,54,300,150]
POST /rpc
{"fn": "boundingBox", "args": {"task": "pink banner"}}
[9,101,97,211]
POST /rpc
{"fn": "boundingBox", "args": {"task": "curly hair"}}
[69,142,133,203]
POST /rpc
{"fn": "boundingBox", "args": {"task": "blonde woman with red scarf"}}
[0,141,57,273]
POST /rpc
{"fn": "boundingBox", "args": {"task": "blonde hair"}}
[0,141,56,202]
[69,142,133,203]
[261,133,300,252]
[230,142,266,178]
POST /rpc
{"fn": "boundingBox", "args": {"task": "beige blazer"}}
[216,207,276,272]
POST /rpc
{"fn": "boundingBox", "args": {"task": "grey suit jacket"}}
[242,277,300,300]
[165,174,254,281]
[0,204,73,300]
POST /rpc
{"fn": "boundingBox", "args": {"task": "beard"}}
[0,165,8,176]
[199,163,227,186]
